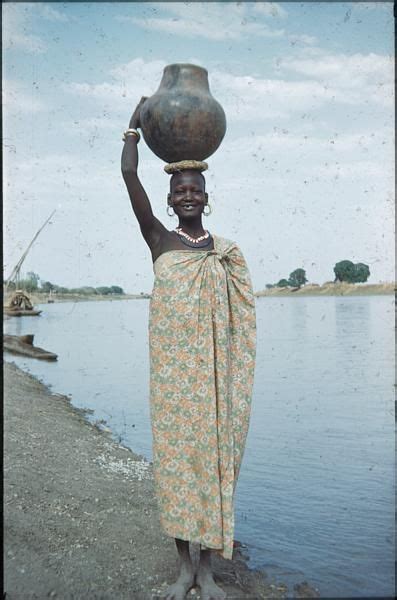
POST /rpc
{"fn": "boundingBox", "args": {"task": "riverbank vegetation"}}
[256,281,394,297]
[4,267,394,304]
[258,257,394,295]
[5,271,126,296]
[267,259,372,291]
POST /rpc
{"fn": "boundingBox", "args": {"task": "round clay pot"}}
[140,63,226,163]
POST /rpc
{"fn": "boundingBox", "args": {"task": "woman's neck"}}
[177,219,206,237]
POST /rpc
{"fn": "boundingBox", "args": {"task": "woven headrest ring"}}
[164,160,208,174]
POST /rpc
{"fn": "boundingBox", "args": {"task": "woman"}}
[121,98,256,600]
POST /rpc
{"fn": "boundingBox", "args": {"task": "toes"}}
[198,582,227,600]
[161,580,194,600]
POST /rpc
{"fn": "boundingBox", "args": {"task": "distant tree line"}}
[6,272,125,296]
[266,260,370,289]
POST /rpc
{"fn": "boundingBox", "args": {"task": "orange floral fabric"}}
[149,234,256,559]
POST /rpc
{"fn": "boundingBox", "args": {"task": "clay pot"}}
[140,63,226,163]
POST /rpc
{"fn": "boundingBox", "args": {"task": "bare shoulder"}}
[141,217,193,263]
[140,216,170,254]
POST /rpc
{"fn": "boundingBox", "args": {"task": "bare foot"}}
[162,564,195,600]
[196,570,227,600]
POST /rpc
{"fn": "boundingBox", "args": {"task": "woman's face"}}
[168,171,208,219]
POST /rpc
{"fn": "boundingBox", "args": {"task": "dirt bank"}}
[255,281,395,297]
[4,362,319,599]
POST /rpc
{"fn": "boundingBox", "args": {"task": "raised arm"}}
[121,97,166,252]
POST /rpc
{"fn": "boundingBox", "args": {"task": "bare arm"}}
[121,98,166,251]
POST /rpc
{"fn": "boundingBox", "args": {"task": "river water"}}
[4,295,395,598]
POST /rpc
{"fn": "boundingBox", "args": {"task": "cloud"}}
[38,4,70,23]
[3,4,47,54]
[64,58,167,111]
[3,79,47,114]
[215,127,393,187]
[110,57,167,93]
[4,121,393,288]
[211,57,393,122]
[279,51,392,82]
[116,2,291,42]
[3,115,393,290]
[277,51,394,108]
[211,70,342,121]
[64,48,393,132]
[353,2,392,11]
[287,33,317,46]
[117,16,283,42]
[252,2,288,18]
[2,3,70,54]
[157,1,287,20]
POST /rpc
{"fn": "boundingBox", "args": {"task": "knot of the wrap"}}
[206,250,231,263]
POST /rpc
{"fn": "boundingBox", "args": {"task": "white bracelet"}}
[122,128,140,142]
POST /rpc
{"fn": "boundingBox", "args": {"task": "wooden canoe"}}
[4,308,42,317]
[4,334,57,361]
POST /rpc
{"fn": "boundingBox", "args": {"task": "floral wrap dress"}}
[149,234,256,559]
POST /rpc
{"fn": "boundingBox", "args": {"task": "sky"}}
[3,1,395,293]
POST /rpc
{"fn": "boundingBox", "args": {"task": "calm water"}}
[4,295,395,598]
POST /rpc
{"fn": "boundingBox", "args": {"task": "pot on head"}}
[140,63,226,163]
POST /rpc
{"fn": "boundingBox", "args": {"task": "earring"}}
[203,203,212,216]
[167,205,175,217]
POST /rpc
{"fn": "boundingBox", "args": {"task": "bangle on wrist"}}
[122,128,141,142]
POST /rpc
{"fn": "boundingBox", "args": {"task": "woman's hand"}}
[129,96,148,129]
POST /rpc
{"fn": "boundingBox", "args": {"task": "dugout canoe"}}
[4,308,42,317]
[4,334,57,361]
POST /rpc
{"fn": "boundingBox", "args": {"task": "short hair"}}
[170,170,206,192]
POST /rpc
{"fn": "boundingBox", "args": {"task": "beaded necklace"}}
[174,227,212,248]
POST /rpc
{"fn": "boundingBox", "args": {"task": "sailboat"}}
[4,210,56,317]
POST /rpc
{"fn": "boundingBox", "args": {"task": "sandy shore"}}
[4,362,319,599]
[255,281,395,297]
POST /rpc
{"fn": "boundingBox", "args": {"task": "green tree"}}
[72,286,98,295]
[110,285,124,295]
[334,260,370,283]
[41,281,56,293]
[334,260,355,283]
[21,271,40,292]
[96,286,111,295]
[265,283,274,289]
[353,263,370,283]
[276,278,290,287]
[288,268,308,289]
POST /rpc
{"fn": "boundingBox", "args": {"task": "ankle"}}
[179,556,194,573]
[197,563,214,580]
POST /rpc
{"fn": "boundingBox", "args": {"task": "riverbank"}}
[255,281,395,297]
[4,282,394,310]
[27,292,151,305]
[4,361,319,599]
